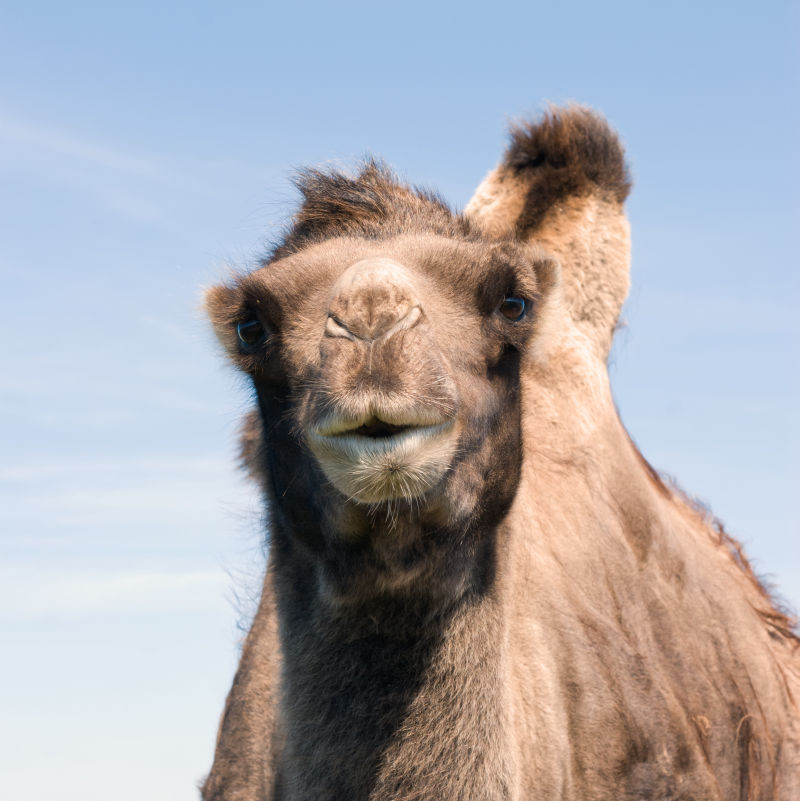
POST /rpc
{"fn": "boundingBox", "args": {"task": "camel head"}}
[207,167,561,524]
[206,107,631,589]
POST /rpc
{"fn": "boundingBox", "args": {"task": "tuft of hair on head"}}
[504,104,632,232]
[269,159,469,260]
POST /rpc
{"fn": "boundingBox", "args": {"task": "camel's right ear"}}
[466,106,632,358]
[205,283,244,362]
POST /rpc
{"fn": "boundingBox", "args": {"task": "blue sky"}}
[1,2,797,798]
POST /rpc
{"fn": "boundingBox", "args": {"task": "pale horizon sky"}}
[1,2,797,799]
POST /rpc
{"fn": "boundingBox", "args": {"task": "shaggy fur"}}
[272,161,470,261]
[505,105,631,230]
[201,106,799,801]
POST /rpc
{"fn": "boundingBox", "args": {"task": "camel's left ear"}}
[466,106,632,358]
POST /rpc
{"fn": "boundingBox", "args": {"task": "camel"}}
[201,106,799,800]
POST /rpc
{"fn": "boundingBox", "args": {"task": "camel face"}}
[209,232,556,520]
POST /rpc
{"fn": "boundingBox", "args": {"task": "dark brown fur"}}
[271,161,472,261]
[201,107,799,801]
[506,105,632,232]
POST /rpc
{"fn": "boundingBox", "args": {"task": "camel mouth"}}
[308,416,455,457]
[313,408,453,438]
[306,412,458,503]
[348,418,413,439]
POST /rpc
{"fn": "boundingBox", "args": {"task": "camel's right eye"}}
[498,296,527,322]
[236,319,268,352]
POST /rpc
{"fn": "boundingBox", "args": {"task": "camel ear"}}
[205,283,244,362]
[465,106,632,358]
[206,286,271,486]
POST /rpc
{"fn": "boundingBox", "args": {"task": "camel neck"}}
[271,533,517,800]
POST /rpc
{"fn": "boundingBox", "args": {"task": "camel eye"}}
[498,297,526,322]
[236,319,267,352]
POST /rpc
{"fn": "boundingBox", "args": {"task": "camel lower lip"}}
[306,420,459,502]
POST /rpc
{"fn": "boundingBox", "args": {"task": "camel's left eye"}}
[236,319,267,352]
[498,297,526,322]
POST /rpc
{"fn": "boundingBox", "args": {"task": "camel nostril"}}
[325,304,422,342]
[326,257,423,341]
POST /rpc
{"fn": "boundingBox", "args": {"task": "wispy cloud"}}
[0,112,179,224]
[0,464,259,539]
[0,114,162,180]
[0,566,231,618]
[0,111,280,192]
[0,455,232,483]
